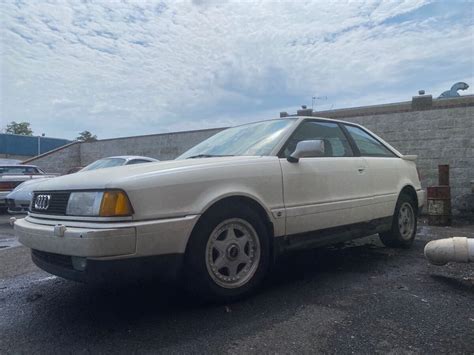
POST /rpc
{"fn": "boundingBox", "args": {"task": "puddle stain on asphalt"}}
[0,238,21,250]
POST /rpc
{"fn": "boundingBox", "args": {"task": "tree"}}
[5,121,33,135]
[76,130,98,142]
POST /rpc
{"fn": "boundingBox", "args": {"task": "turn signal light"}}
[99,191,133,217]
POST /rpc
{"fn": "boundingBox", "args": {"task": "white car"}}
[14,117,425,301]
[6,156,158,213]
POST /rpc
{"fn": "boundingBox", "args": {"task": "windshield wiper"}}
[186,154,234,159]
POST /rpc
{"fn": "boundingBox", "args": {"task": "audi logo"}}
[34,195,51,210]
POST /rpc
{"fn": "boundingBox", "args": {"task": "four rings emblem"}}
[34,194,51,210]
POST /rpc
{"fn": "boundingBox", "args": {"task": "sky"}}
[1,0,473,140]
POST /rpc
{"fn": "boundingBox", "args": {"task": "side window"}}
[282,121,353,158]
[126,159,153,165]
[345,125,395,157]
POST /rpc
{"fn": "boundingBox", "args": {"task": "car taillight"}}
[0,182,20,191]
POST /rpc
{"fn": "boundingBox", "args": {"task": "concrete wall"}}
[24,95,473,217]
[24,128,223,174]
[23,142,81,175]
[0,153,32,161]
[79,128,223,166]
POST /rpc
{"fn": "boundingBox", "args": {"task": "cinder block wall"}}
[79,128,223,166]
[24,142,81,175]
[24,128,223,174]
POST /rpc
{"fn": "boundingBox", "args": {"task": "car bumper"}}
[31,249,183,283]
[416,188,426,213]
[6,198,30,213]
[15,214,199,282]
[0,192,9,208]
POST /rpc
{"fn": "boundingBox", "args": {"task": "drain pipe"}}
[424,237,474,265]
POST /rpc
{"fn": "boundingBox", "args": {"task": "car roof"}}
[287,116,361,126]
[101,156,159,161]
[234,116,361,128]
[0,164,39,168]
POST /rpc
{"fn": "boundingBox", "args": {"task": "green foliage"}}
[5,121,33,135]
[76,130,98,142]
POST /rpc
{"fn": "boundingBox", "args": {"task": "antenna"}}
[312,96,328,109]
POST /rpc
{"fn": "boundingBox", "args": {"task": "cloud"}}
[1,0,473,139]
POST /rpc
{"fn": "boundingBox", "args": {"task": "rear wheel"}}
[379,194,417,248]
[184,203,270,302]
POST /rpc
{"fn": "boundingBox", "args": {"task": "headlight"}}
[66,192,103,216]
[66,190,133,217]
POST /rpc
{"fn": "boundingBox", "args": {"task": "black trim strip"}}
[339,123,361,156]
[340,123,398,158]
[275,216,393,254]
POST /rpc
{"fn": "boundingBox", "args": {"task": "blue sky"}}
[1,0,473,139]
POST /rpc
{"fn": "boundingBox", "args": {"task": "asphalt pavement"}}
[0,213,473,354]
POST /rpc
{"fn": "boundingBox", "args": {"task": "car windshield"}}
[80,158,126,171]
[0,166,41,175]
[177,119,295,159]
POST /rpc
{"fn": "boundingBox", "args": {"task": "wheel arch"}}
[399,184,418,212]
[185,194,276,256]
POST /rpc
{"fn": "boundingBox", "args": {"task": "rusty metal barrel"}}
[427,165,452,226]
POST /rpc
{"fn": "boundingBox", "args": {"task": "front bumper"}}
[14,214,199,282]
[31,249,183,283]
[15,217,137,257]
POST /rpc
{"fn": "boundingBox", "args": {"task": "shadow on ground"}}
[1,230,473,353]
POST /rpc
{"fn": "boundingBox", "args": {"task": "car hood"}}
[32,156,275,192]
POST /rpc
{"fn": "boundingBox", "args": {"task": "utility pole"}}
[37,133,45,156]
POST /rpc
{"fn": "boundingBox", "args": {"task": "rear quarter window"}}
[345,125,396,157]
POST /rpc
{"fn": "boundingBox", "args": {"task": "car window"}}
[80,158,126,171]
[0,166,40,174]
[345,125,395,157]
[282,121,353,158]
[126,159,153,165]
[178,119,295,159]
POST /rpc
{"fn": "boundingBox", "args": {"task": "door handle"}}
[358,167,366,173]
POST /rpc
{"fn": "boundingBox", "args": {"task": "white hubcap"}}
[205,218,261,289]
[398,202,415,240]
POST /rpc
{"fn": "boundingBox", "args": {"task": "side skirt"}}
[275,217,392,255]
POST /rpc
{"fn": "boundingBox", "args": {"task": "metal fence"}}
[0,134,71,157]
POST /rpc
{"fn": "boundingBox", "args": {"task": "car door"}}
[279,120,371,236]
[343,124,401,220]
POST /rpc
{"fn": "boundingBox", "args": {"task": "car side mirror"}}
[287,140,325,163]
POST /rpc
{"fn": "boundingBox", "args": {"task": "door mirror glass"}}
[288,140,325,162]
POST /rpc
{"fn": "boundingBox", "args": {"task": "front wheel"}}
[379,194,417,248]
[184,204,270,302]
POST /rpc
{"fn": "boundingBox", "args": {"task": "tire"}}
[379,193,417,248]
[184,202,270,303]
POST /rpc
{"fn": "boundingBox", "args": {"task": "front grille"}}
[32,250,73,269]
[31,192,70,215]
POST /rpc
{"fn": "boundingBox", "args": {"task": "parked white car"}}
[6,156,158,213]
[14,117,425,301]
